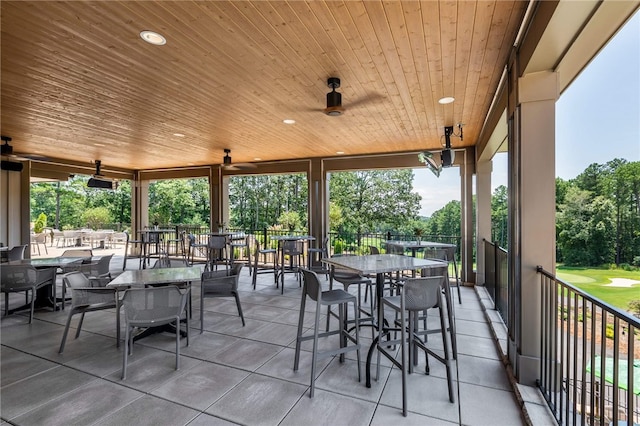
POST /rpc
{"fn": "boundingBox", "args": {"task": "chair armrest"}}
[70,287,117,306]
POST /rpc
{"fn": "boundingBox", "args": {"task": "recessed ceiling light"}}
[438,96,455,104]
[336,151,345,155]
[172,133,185,137]
[93,143,106,147]
[140,30,166,46]
[253,157,262,161]
[283,119,296,125]
[187,162,195,166]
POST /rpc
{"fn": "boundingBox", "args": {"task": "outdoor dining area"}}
[0,237,525,425]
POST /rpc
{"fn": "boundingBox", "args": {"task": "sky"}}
[413,10,640,217]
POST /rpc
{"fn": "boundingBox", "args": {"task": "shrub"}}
[628,300,640,317]
[605,324,614,339]
[33,213,47,234]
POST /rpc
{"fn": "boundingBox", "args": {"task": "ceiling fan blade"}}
[348,93,385,109]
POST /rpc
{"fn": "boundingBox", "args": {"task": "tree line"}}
[29,159,639,267]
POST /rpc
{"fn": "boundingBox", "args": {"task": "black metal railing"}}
[537,266,639,426]
[484,239,508,323]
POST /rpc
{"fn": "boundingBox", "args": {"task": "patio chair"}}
[122,231,148,270]
[121,285,190,379]
[230,235,250,269]
[251,238,277,289]
[31,233,48,256]
[58,271,118,353]
[307,236,329,278]
[206,235,230,272]
[7,244,27,262]
[295,268,361,398]
[373,275,454,416]
[59,254,114,307]
[327,254,375,335]
[200,263,245,332]
[1,265,55,323]
[187,233,208,266]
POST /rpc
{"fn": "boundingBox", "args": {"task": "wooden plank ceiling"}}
[1,1,526,171]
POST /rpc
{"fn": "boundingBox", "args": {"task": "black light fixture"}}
[1,136,13,156]
[87,160,115,189]
[418,124,463,176]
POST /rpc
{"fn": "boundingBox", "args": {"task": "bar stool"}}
[294,268,361,398]
[251,239,277,289]
[206,235,230,272]
[370,275,454,416]
[307,237,329,278]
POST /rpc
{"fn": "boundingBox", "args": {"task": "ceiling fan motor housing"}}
[325,77,344,116]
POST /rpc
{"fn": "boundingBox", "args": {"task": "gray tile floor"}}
[1,257,526,425]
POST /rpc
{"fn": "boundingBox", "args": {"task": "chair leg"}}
[175,318,181,370]
[293,293,306,372]
[28,289,35,324]
[439,301,455,403]
[59,310,75,353]
[200,286,205,334]
[75,312,86,339]
[122,325,130,380]
[400,303,408,417]
[309,299,322,398]
[233,292,245,326]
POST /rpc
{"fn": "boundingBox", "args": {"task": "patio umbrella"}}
[586,355,640,395]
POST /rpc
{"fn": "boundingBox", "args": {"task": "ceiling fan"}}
[418,125,463,177]
[221,149,257,171]
[322,77,384,116]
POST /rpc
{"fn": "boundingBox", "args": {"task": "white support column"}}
[475,159,493,286]
[512,70,558,385]
[459,148,475,283]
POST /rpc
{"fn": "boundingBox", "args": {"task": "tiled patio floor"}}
[1,255,528,425]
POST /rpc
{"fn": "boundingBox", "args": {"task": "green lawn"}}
[555,266,640,311]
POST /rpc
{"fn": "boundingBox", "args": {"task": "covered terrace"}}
[2,1,639,424]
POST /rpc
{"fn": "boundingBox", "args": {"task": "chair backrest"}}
[208,235,227,249]
[61,249,93,258]
[386,243,404,255]
[35,233,47,244]
[146,232,161,243]
[62,270,92,289]
[121,285,188,325]
[368,245,380,255]
[94,254,113,275]
[423,248,448,261]
[401,276,445,311]
[7,245,27,261]
[282,240,303,255]
[300,268,322,302]
[1,264,37,290]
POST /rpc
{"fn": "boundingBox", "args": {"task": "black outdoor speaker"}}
[1,160,24,172]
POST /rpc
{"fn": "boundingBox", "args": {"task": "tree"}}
[491,185,508,249]
[81,207,112,230]
[229,174,308,230]
[329,170,421,235]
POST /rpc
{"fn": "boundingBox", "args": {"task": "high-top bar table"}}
[322,254,449,387]
[271,235,315,291]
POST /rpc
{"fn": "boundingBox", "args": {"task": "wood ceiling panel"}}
[1,0,526,171]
